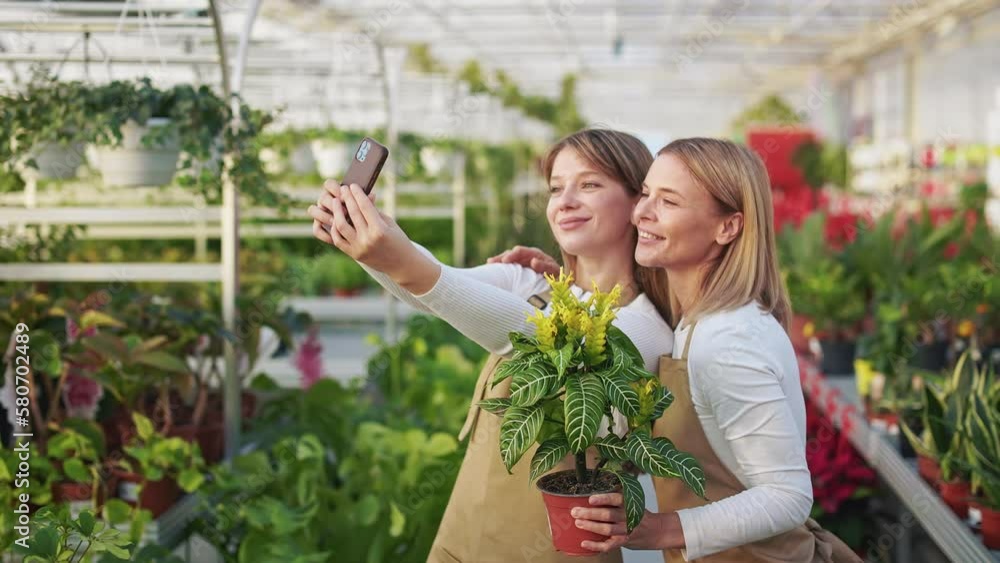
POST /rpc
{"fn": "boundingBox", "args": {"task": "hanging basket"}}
[95,118,180,187]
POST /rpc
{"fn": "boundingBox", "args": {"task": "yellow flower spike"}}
[802,322,815,339]
[957,319,975,338]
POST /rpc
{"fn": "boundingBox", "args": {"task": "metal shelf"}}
[799,359,999,563]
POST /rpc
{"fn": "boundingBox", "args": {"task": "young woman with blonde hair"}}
[307,129,676,562]
[506,138,860,562]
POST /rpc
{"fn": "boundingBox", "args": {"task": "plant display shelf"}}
[800,359,999,563]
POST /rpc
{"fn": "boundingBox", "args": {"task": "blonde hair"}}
[657,137,791,330]
[540,129,673,324]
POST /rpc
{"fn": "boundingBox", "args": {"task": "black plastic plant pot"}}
[819,339,856,376]
[912,340,949,372]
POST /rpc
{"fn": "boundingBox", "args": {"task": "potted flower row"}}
[900,351,1000,549]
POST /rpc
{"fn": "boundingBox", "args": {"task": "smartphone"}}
[341,137,389,194]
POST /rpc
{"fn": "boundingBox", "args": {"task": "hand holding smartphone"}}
[330,137,388,226]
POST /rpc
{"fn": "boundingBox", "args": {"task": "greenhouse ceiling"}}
[1,0,998,137]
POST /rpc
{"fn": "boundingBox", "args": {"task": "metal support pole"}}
[453,154,466,267]
[209,0,261,461]
[377,42,401,343]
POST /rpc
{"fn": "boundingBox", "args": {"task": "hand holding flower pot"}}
[480,271,705,554]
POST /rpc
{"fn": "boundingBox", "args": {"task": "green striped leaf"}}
[624,364,655,381]
[602,373,641,417]
[607,326,643,364]
[499,406,544,473]
[651,387,675,420]
[625,432,674,477]
[548,342,575,377]
[595,435,628,461]
[652,437,706,499]
[510,363,560,407]
[492,352,543,388]
[478,398,511,415]
[564,373,606,453]
[510,332,537,353]
[530,436,571,482]
[609,470,645,533]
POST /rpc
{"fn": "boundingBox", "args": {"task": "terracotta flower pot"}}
[938,479,971,519]
[52,482,95,505]
[917,455,941,486]
[196,422,225,464]
[981,505,1000,549]
[537,470,619,556]
[112,468,180,519]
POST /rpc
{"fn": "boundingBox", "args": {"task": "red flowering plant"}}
[804,395,877,550]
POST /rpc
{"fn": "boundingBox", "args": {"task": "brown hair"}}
[656,137,791,329]
[540,129,673,324]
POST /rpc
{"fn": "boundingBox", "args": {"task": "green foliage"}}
[0,71,286,212]
[779,214,866,339]
[792,140,850,190]
[729,94,802,139]
[900,352,979,481]
[14,506,134,563]
[117,413,206,492]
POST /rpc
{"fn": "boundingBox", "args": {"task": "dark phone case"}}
[341,137,389,194]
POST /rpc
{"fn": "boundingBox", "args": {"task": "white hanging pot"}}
[259,147,285,175]
[419,146,456,177]
[311,140,351,178]
[96,118,180,187]
[288,142,316,176]
[29,140,86,180]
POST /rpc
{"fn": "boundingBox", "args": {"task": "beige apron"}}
[652,322,861,563]
[429,291,623,563]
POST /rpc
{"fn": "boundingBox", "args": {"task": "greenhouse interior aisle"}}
[2,1,1000,562]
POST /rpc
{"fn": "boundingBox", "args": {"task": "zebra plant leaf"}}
[492,351,543,388]
[564,373,606,453]
[478,398,511,415]
[651,387,675,420]
[609,469,645,533]
[607,326,643,364]
[499,406,544,473]
[510,362,560,407]
[595,435,628,461]
[624,364,655,382]
[653,437,707,499]
[601,372,641,417]
[530,435,571,482]
[625,432,674,477]
[548,342,575,378]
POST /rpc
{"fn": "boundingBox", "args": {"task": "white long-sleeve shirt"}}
[673,303,813,561]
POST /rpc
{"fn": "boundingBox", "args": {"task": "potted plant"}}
[901,352,977,516]
[480,271,705,554]
[111,413,205,518]
[331,254,371,297]
[966,361,1000,549]
[47,426,107,508]
[13,505,134,562]
[0,71,92,180]
[780,213,865,375]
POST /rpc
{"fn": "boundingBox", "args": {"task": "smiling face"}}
[633,153,735,270]
[545,147,638,258]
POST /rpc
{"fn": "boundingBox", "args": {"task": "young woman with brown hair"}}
[306,129,676,562]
